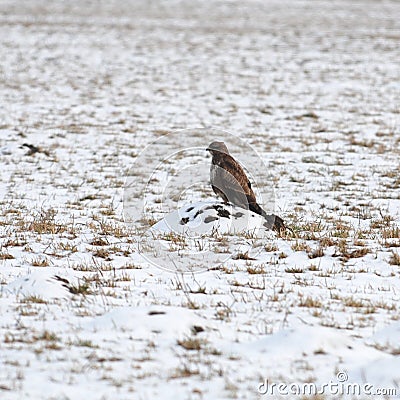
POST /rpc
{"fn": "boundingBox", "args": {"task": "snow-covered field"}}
[1,0,400,399]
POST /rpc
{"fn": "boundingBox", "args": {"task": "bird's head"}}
[206,141,229,157]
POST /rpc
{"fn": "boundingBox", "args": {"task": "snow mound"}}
[349,357,400,389]
[238,326,358,358]
[367,322,400,353]
[151,200,275,237]
[4,270,78,300]
[139,201,276,272]
[86,306,207,340]
[230,325,387,383]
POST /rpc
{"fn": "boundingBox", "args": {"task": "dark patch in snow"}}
[204,216,218,223]
[193,209,204,219]
[192,325,205,334]
[233,212,244,218]
[148,311,166,316]
[212,205,230,218]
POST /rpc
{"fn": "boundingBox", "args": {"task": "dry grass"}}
[389,251,400,266]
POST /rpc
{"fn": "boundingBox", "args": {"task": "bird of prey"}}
[206,141,285,233]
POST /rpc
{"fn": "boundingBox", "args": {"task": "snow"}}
[151,201,262,235]
[0,0,400,399]
[367,322,400,355]
[86,306,207,339]
[4,271,74,300]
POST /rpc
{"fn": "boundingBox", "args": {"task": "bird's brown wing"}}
[212,154,257,209]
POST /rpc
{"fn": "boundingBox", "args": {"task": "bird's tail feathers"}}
[249,202,286,234]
